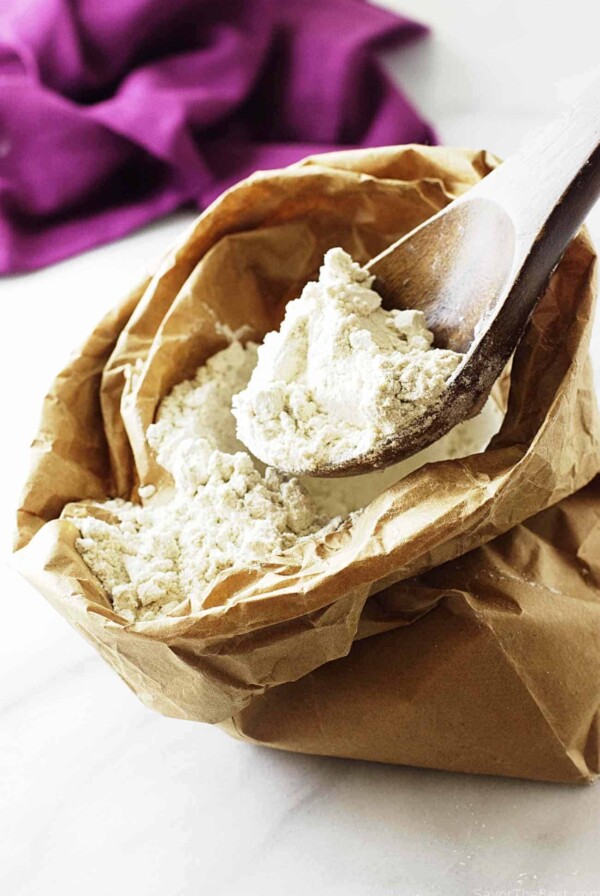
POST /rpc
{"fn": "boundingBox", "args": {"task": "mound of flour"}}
[232,248,463,471]
[67,302,500,624]
[67,343,340,622]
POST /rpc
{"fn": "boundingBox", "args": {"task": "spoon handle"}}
[471,76,600,280]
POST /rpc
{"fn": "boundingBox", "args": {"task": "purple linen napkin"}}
[0,0,435,273]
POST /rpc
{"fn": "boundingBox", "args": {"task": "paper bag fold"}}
[227,481,600,783]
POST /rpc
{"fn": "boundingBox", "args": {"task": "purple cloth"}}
[0,0,435,274]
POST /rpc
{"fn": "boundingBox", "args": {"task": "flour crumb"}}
[232,247,463,471]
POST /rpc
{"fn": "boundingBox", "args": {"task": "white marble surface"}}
[2,1,600,893]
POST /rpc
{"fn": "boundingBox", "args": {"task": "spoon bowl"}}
[295,78,600,478]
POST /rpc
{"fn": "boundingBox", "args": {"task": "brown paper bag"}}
[14,146,600,782]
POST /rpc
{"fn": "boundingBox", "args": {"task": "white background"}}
[2,1,600,894]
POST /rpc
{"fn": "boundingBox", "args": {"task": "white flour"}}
[67,343,339,622]
[232,248,463,471]
[66,260,501,624]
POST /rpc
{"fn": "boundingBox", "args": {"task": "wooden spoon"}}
[300,77,600,477]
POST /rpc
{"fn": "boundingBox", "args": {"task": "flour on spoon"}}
[232,248,463,472]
